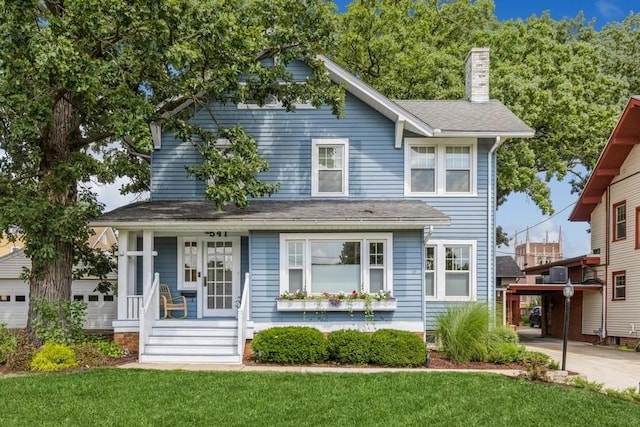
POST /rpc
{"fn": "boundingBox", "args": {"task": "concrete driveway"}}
[518,326,640,391]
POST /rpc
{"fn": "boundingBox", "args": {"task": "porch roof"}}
[94,199,450,231]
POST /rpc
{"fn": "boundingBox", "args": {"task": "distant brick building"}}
[514,228,563,269]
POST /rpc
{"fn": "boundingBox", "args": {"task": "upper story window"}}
[425,240,476,301]
[312,139,348,197]
[612,271,626,300]
[280,233,392,295]
[613,201,626,241]
[405,138,476,196]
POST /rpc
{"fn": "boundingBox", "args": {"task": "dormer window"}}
[312,139,348,197]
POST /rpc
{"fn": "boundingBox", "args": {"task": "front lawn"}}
[0,370,638,426]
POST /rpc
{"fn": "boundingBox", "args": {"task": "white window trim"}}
[177,237,202,291]
[311,138,349,197]
[236,82,315,110]
[425,240,477,302]
[279,232,393,295]
[404,138,477,197]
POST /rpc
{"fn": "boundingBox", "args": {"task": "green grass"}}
[1,370,639,426]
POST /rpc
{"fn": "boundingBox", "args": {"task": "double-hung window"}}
[612,271,626,300]
[405,138,476,195]
[613,201,626,241]
[312,139,348,196]
[424,241,476,301]
[280,233,392,295]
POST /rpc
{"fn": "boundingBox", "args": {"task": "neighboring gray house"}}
[95,48,534,363]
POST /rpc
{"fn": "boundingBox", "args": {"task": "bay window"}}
[280,233,392,295]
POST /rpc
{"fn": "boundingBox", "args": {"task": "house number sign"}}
[206,231,228,237]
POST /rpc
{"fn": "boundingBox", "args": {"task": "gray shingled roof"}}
[394,100,534,135]
[496,256,525,278]
[95,199,449,230]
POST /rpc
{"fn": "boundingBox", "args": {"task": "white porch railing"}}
[126,296,143,320]
[139,272,160,356]
[237,273,250,359]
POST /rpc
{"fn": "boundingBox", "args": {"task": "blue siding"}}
[148,59,499,331]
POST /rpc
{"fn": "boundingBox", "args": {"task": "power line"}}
[511,201,577,239]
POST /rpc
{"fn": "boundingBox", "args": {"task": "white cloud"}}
[596,0,623,18]
[88,178,146,212]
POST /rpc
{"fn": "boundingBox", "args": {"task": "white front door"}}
[202,238,240,317]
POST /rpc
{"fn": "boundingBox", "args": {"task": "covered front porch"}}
[95,199,449,363]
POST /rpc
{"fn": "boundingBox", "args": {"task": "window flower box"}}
[276,298,397,312]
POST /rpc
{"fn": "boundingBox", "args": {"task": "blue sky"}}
[332,0,636,257]
[98,1,638,258]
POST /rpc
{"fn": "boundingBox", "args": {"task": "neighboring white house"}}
[0,245,117,330]
[569,96,640,347]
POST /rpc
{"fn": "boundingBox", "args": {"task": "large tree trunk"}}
[26,94,78,342]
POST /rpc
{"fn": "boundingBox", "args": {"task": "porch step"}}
[140,320,243,364]
[139,353,242,364]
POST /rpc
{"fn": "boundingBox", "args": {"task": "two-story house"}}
[570,96,640,347]
[96,48,534,363]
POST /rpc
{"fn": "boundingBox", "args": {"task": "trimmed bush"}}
[327,329,370,365]
[31,342,78,372]
[252,327,327,364]
[369,329,426,367]
[436,303,489,363]
[487,342,522,364]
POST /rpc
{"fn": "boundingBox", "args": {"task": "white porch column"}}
[116,230,130,320]
[142,229,154,295]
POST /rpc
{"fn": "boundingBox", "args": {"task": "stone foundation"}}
[114,332,139,354]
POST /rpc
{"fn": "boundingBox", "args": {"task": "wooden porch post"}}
[142,229,154,297]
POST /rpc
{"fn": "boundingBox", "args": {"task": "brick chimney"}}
[465,48,490,103]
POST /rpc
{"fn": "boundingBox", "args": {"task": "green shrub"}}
[31,298,87,345]
[74,343,108,367]
[519,351,551,380]
[487,326,519,347]
[0,324,18,364]
[487,342,522,364]
[369,329,426,367]
[436,303,489,363]
[4,330,36,372]
[31,342,78,372]
[84,337,123,358]
[327,329,370,365]
[252,327,327,364]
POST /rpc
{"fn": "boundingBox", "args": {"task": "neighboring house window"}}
[279,233,392,295]
[425,246,436,297]
[405,138,476,196]
[612,271,626,300]
[613,201,626,241]
[312,139,348,196]
[178,238,200,290]
[425,240,476,301]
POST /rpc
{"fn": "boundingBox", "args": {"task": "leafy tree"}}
[335,0,627,214]
[0,0,343,336]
